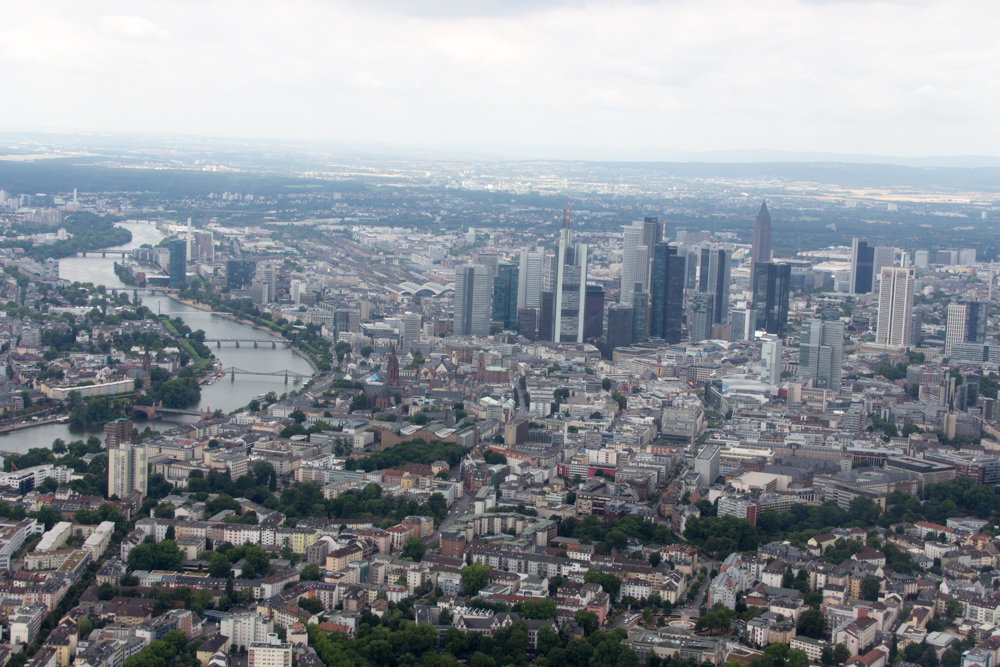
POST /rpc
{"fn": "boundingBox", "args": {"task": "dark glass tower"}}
[650,243,685,343]
[584,285,605,339]
[169,239,187,288]
[492,263,519,329]
[850,238,875,294]
[752,262,791,338]
[226,260,256,289]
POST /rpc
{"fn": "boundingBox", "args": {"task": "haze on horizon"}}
[1,0,997,161]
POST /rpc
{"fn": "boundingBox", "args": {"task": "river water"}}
[0,222,314,453]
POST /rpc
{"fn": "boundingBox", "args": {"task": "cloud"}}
[0,0,996,157]
[99,15,169,39]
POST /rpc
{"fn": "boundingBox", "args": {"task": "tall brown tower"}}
[105,418,133,449]
[750,201,772,286]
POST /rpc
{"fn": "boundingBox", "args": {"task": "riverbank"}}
[169,295,321,373]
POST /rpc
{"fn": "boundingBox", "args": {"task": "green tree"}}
[860,576,881,602]
[797,608,825,639]
[401,536,427,562]
[461,563,491,596]
[301,564,321,581]
[207,552,231,578]
[574,610,599,636]
[833,644,851,664]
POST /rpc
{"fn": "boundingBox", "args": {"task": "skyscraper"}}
[517,308,537,341]
[945,301,988,355]
[872,246,895,282]
[752,262,791,338]
[107,417,146,500]
[849,238,876,294]
[698,244,731,325]
[731,308,757,342]
[492,263,519,329]
[632,290,649,344]
[603,304,634,358]
[620,217,661,305]
[649,243,685,344]
[799,319,845,389]
[168,239,187,288]
[554,202,589,343]
[875,267,915,348]
[516,249,544,310]
[620,222,650,305]
[105,418,133,449]
[538,291,555,342]
[584,285,604,340]
[750,202,772,286]
[689,292,715,343]
[454,265,492,336]
[226,260,256,290]
[760,338,782,385]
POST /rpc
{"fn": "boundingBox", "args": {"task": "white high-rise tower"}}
[876,267,915,348]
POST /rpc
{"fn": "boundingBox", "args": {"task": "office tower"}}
[694,445,720,487]
[168,239,187,288]
[849,238,875,294]
[542,254,558,293]
[876,267,916,347]
[538,292,555,341]
[689,292,715,343]
[872,246,894,282]
[945,301,988,355]
[937,250,958,266]
[227,260,256,290]
[475,252,500,278]
[517,308,537,341]
[196,231,214,262]
[620,222,650,304]
[554,202,589,343]
[584,285,604,340]
[914,250,930,268]
[290,280,307,305]
[454,265,492,336]
[632,290,648,344]
[250,281,270,306]
[257,263,276,296]
[642,217,663,252]
[752,262,791,338]
[731,308,757,342]
[760,338,782,385]
[649,243,685,344]
[185,218,194,262]
[749,201,772,286]
[105,418,133,449]
[799,319,845,389]
[682,249,699,290]
[960,249,978,266]
[517,249,544,310]
[698,244,731,325]
[402,312,422,350]
[604,304,634,356]
[492,263,519,329]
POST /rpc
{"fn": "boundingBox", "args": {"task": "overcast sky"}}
[2,1,997,159]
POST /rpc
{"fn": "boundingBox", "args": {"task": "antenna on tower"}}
[563,191,571,230]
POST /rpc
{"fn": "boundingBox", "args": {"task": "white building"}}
[220,612,275,650]
[760,338,782,385]
[694,446,720,487]
[875,267,915,348]
[248,635,292,667]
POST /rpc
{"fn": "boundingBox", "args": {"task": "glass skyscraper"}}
[492,263,519,329]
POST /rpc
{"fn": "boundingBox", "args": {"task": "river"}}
[0,222,314,453]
